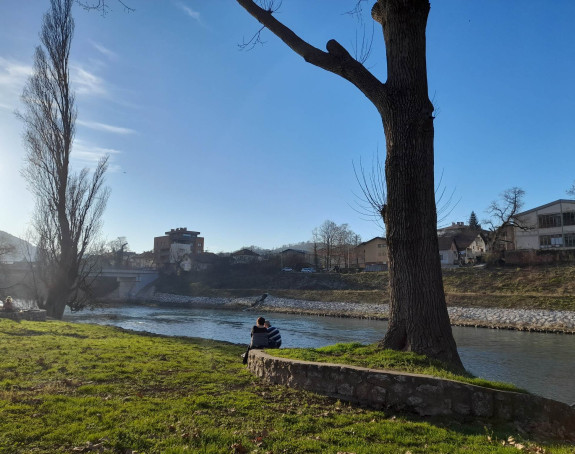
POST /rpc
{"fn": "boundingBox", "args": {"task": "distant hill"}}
[0,231,36,263]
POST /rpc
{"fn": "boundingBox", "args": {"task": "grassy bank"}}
[162,264,575,311]
[0,319,572,453]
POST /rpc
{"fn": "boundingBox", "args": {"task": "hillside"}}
[157,264,575,312]
[0,230,36,263]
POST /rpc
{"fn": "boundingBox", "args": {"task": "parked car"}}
[300,267,316,273]
[281,267,293,272]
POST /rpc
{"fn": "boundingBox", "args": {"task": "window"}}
[565,234,575,248]
[439,254,444,261]
[540,234,563,248]
[538,214,562,228]
[563,211,575,226]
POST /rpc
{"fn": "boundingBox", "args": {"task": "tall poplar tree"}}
[19,0,110,319]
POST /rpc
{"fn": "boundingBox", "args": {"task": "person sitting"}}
[264,320,282,348]
[250,316,269,348]
[243,316,268,364]
[3,296,15,312]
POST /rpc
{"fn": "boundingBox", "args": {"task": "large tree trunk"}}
[236,0,463,370]
[45,273,71,319]
[373,0,463,369]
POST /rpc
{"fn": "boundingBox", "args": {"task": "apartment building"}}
[356,237,388,271]
[153,227,204,267]
[514,200,575,250]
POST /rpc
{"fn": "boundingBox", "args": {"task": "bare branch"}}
[75,0,134,16]
[238,24,267,51]
[484,187,528,251]
[344,0,369,21]
[236,0,386,108]
[351,21,375,65]
[353,155,459,232]
[352,154,387,233]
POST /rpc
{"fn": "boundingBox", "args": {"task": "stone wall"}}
[247,350,575,440]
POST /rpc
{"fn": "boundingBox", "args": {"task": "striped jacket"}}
[266,326,282,348]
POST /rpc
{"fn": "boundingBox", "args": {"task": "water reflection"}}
[63,305,575,405]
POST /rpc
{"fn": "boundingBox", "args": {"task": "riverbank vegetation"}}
[1,319,571,453]
[157,263,575,311]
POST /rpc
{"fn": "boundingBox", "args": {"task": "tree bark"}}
[237,0,463,370]
[374,1,462,368]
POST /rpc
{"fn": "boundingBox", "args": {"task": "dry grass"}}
[190,265,575,311]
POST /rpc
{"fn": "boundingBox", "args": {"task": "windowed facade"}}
[515,201,575,251]
[565,233,575,248]
[538,214,562,228]
[538,211,575,228]
[539,234,563,248]
[563,211,575,226]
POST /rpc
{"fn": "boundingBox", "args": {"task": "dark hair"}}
[257,316,265,326]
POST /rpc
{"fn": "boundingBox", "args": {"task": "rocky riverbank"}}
[149,292,575,334]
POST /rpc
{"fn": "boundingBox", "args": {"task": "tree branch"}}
[75,0,134,16]
[236,0,386,108]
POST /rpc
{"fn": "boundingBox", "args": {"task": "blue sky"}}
[1,1,574,253]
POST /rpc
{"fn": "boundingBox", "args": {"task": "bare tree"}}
[312,220,339,271]
[236,0,463,369]
[313,221,361,271]
[484,187,529,254]
[332,224,361,269]
[107,236,129,268]
[18,0,110,319]
[567,182,575,197]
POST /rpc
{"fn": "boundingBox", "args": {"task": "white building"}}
[514,199,575,250]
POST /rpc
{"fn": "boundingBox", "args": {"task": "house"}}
[438,223,486,265]
[356,237,388,271]
[453,231,486,264]
[438,236,458,267]
[514,199,575,251]
[280,248,307,261]
[231,248,261,264]
[189,252,220,271]
[280,248,311,269]
[153,227,204,267]
[125,251,154,269]
[438,221,467,234]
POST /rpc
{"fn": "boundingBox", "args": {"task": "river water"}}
[63,305,575,405]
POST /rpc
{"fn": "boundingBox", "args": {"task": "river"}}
[63,305,575,405]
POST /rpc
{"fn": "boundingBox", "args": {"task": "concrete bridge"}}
[97,268,159,299]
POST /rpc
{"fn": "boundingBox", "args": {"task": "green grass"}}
[267,343,524,393]
[0,319,571,453]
